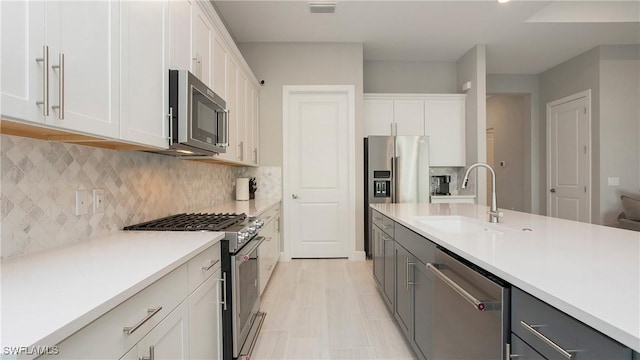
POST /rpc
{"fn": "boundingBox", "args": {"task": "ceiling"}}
[213,1,640,74]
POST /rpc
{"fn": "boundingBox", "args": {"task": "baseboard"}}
[349,251,366,261]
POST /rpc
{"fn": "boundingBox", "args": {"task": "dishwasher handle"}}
[426,263,500,312]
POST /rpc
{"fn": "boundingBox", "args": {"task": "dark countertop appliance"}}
[432,175,451,195]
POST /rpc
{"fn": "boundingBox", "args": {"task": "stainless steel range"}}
[124,212,266,360]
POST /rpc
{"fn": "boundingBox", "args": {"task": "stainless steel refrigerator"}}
[364,136,430,257]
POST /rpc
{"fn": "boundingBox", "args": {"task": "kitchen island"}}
[372,202,640,354]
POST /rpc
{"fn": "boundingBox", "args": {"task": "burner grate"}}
[123,213,247,231]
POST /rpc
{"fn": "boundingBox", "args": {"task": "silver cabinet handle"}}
[202,259,220,271]
[253,148,258,164]
[139,345,154,360]
[219,272,227,311]
[51,53,64,119]
[427,263,500,312]
[123,307,163,335]
[238,141,244,160]
[373,216,383,223]
[505,343,521,359]
[520,321,575,359]
[381,234,392,242]
[405,257,415,290]
[267,264,273,271]
[383,224,393,230]
[167,106,174,143]
[35,45,49,116]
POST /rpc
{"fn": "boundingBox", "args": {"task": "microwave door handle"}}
[224,109,229,147]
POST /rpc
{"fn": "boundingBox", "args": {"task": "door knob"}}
[292,194,298,199]
[550,188,556,193]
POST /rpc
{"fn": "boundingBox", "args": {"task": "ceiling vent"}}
[309,2,337,14]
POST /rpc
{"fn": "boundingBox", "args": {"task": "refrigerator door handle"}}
[390,157,396,203]
[393,156,399,202]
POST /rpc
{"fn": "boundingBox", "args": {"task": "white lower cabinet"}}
[188,270,223,360]
[120,300,190,360]
[258,204,281,295]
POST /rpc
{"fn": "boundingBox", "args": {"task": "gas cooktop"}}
[123,213,247,232]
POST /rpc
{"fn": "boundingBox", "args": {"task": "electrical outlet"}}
[75,190,90,216]
[93,189,105,214]
[607,177,620,187]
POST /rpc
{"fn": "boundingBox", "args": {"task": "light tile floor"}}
[252,259,417,360]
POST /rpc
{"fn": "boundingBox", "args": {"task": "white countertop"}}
[371,203,640,352]
[431,194,476,198]
[200,198,281,217]
[1,231,223,351]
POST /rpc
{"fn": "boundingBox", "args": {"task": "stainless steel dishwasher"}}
[426,248,510,360]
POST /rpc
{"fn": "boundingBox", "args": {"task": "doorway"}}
[282,85,356,259]
[546,90,591,223]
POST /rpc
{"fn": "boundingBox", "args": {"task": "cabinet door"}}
[412,259,434,360]
[120,0,169,149]
[192,3,212,86]
[364,99,394,136]
[218,58,238,161]
[382,233,395,311]
[48,1,120,137]
[0,1,46,123]
[251,86,259,165]
[394,244,412,338]
[120,301,190,360]
[212,30,227,100]
[258,219,276,295]
[168,0,192,70]
[236,72,247,162]
[425,97,466,166]
[189,271,222,360]
[394,100,424,135]
[509,335,547,360]
[372,224,384,288]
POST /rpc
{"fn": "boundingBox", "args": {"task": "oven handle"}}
[236,236,266,260]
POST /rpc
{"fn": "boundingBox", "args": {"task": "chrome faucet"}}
[461,162,503,223]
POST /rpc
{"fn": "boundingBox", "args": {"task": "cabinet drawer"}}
[372,210,395,237]
[43,265,188,360]
[512,287,631,360]
[395,223,435,266]
[510,334,546,360]
[188,241,222,294]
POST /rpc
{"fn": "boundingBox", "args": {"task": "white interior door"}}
[284,86,354,258]
[547,91,591,223]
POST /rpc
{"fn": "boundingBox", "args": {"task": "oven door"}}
[231,236,264,357]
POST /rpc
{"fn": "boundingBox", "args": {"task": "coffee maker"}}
[431,175,451,195]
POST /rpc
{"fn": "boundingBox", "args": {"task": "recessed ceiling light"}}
[309,2,337,14]
[176,150,194,154]
[498,0,511,3]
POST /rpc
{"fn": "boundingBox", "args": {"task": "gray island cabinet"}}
[370,208,636,360]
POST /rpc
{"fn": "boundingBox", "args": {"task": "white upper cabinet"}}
[212,31,227,100]
[394,99,425,135]
[1,1,120,138]
[120,0,169,149]
[364,94,466,167]
[218,58,238,162]
[1,1,46,124]
[236,73,248,163]
[169,0,192,71]
[251,87,259,165]
[192,3,212,87]
[364,99,394,136]
[424,96,466,167]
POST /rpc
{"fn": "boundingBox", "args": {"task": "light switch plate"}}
[93,189,105,214]
[75,190,90,216]
[607,177,620,187]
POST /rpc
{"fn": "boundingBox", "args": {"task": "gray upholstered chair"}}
[618,194,640,232]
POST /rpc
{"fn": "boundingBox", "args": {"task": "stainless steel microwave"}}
[166,70,228,157]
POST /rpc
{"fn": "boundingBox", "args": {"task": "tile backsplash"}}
[236,166,282,200]
[1,134,263,260]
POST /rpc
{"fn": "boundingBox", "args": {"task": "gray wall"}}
[487,74,540,214]
[364,61,457,93]
[456,45,487,206]
[237,42,365,252]
[540,47,600,221]
[598,45,640,225]
[487,95,527,212]
[539,45,640,225]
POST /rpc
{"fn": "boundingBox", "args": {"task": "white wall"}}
[486,95,527,212]
[599,45,640,225]
[487,74,540,214]
[364,61,457,93]
[456,45,487,206]
[237,42,366,251]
